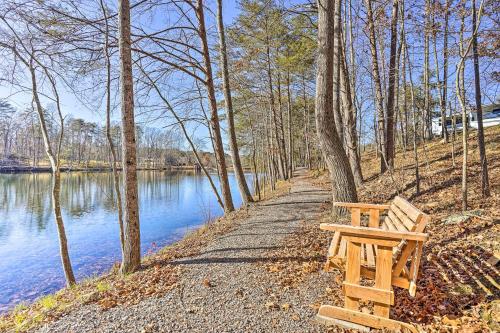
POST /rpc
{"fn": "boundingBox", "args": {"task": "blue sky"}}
[0,0,241,125]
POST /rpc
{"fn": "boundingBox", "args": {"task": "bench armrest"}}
[333,202,390,211]
[320,223,428,242]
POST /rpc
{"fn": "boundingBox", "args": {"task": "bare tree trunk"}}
[286,68,293,177]
[423,0,431,140]
[276,73,288,179]
[365,0,386,173]
[333,0,344,146]
[316,0,358,217]
[29,61,76,286]
[118,0,141,274]
[302,72,311,169]
[339,21,363,186]
[264,34,286,180]
[471,0,490,197]
[100,0,125,257]
[216,0,253,204]
[442,0,450,142]
[196,0,234,213]
[457,0,468,210]
[450,102,456,167]
[401,9,420,195]
[385,0,399,169]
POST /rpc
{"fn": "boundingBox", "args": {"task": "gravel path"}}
[36,169,335,333]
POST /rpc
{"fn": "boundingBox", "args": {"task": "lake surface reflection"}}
[0,171,250,312]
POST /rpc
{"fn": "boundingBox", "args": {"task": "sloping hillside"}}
[301,125,499,331]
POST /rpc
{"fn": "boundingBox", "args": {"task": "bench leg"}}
[345,240,361,310]
[374,245,393,317]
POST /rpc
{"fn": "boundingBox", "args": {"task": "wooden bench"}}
[317,196,430,332]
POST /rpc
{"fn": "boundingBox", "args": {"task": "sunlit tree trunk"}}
[29,61,76,286]
[365,0,386,173]
[118,0,141,274]
[339,21,363,186]
[333,0,344,146]
[423,0,431,140]
[385,0,399,169]
[471,0,490,197]
[216,0,253,204]
[457,0,468,210]
[316,0,358,217]
[100,0,125,257]
[196,0,234,213]
[286,68,293,177]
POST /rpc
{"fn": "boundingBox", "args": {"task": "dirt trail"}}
[37,169,336,333]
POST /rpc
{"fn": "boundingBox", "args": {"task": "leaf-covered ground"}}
[264,126,499,332]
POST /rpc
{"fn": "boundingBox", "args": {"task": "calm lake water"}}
[0,171,251,312]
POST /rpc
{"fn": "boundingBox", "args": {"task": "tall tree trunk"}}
[403,34,420,195]
[339,21,363,186]
[302,72,312,169]
[365,0,386,173]
[276,72,288,179]
[100,0,125,257]
[216,0,253,204]
[457,0,468,210]
[264,28,286,180]
[333,0,344,146]
[423,0,431,140]
[385,0,399,169]
[286,68,293,177]
[118,0,141,274]
[29,61,76,286]
[471,0,490,197]
[441,0,450,142]
[196,0,234,213]
[316,0,358,217]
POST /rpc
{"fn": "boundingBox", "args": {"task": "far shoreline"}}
[0,165,205,174]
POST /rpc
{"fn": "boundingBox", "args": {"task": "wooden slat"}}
[320,224,428,242]
[366,243,375,266]
[369,209,380,228]
[317,305,418,333]
[414,214,430,233]
[328,232,342,257]
[361,244,366,264]
[393,241,417,277]
[393,196,421,222]
[352,208,361,226]
[383,216,397,231]
[360,267,410,290]
[408,241,424,297]
[374,246,393,318]
[338,238,347,259]
[343,282,394,305]
[390,203,416,230]
[333,202,391,210]
[345,241,361,310]
[387,211,409,232]
[345,236,400,248]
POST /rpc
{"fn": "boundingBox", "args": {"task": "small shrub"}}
[39,295,57,310]
[96,281,110,292]
[13,312,26,328]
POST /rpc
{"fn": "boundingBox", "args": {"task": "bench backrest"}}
[383,196,428,234]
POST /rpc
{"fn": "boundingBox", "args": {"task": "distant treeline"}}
[0,107,216,170]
